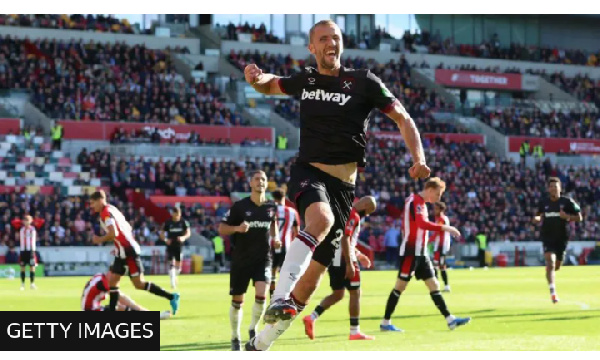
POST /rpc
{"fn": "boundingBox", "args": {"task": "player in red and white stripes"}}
[89,190,180,314]
[270,190,300,298]
[303,196,377,341]
[81,272,171,319]
[432,202,452,292]
[381,178,471,332]
[19,215,37,290]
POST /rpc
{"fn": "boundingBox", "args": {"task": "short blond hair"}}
[309,20,339,43]
[424,177,446,191]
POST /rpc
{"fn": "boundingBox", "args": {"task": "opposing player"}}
[81,272,171,319]
[245,19,430,351]
[89,190,180,314]
[19,215,37,290]
[432,202,451,292]
[303,196,376,341]
[533,177,582,303]
[161,207,191,289]
[270,189,300,298]
[380,178,470,332]
[218,170,279,351]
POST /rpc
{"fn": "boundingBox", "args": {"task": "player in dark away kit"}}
[533,177,582,303]
[244,19,430,351]
[218,170,279,351]
[161,207,191,289]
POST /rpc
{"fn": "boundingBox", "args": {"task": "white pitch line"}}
[573,301,591,310]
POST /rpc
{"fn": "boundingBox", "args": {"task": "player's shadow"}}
[160,341,231,351]
[359,308,495,322]
[506,313,600,323]
[469,310,599,319]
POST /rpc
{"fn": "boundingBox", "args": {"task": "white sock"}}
[310,311,319,321]
[255,319,293,351]
[272,232,316,300]
[381,319,391,326]
[230,304,243,340]
[249,298,266,333]
[549,284,556,295]
[350,325,360,335]
[169,268,177,288]
[446,315,455,324]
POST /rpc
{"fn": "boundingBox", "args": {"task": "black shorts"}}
[397,255,435,282]
[287,162,355,267]
[271,250,286,269]
[110,255,144,277]
[230,261,272,295]
[166,243,182,262]
[19,251,37,267]
[543,241,567,262]
[328,261,360,291]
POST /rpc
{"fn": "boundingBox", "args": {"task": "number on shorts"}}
[331,229,343,249]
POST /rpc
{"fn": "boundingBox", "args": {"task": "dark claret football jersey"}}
[278,66,398,167]
[537,196,581,243]
[222,197,278,266]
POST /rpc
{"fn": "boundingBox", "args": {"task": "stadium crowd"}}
[0,14,136,34]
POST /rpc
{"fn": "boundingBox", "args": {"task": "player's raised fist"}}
[409,162,431,179]
[244,64,263,85]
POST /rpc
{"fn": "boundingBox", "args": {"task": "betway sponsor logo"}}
[301,89,351,106]
[451,73,508,85]
[544,212,561,218]
[247,221,272,229]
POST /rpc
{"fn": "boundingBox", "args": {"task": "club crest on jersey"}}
[341,77,354,92]
[300,179,310,188]
[308,77,316,85]
[246,211,252,216]
[267,208,274,218]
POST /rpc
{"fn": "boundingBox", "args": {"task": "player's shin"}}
[254,318,293,351]
[430,290,451,318]
[145,282,174,300]
[169,266,177,288]
[230,300,243,341]
[441,270,449,286]
[382,289,401,323]
[20,270,25,285]
[30,270,35,284]
[272,231,317,300]
[109,287,120,311]
[249,296,266,333]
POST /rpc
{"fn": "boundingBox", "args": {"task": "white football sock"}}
[350,325,360,335]
[249,298,266,332]
[230,304,243,340]
[169,268,177,288]
[255,319,293,351]
[381,319,391,326]
[549,283,556,295]
[272,232,317,301]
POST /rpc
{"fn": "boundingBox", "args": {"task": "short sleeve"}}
[566,198,581,214]
[365,70,397,113]
[100,209,114,227]
[278,72,305,95]
[222,203,243,226]
[344,209,361,236]
[536,200,545,215]
[184,220,190,230]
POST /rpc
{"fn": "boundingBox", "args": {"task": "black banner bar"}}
[0,311,160,351]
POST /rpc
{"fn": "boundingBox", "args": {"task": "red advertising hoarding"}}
[58,120,274,144]
[0,118,21,134]
[509,137,600,154]
[372,132,485,144]
[435,69,522,90]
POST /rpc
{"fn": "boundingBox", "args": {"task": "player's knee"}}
[305,204,334,239]
[332,290,345,302]
[135,281,147,290]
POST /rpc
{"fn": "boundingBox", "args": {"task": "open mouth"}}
[326,50,337,60]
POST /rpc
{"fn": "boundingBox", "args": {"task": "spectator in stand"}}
[5,243,19,264]
[383,222,400,266]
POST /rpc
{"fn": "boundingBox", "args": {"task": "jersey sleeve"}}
[183,220,190,231]
[365,70,398,114]
[100,208,115,227]
[344,208,361,236]
[96,277,109,292]
[222,203,243,226]
[565,198,581,214]
[277,72,304,95]
[442,216,451,253]
[536,200,545,216]
[413,203,443,231]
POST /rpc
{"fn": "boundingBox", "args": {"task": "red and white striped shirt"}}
[81,273,109,311]
[433,214,451,255]
[19,225,37,251]
[274,205,300,254]
[333,208,361,267]
[400,193,443,256]
[99,204,140,259]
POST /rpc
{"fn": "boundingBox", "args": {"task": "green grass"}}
[1,266,599,351]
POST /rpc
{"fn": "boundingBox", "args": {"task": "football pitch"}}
[1,266,599,351]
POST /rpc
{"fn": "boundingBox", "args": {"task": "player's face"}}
[309,23,343,71]
[23,218,31,226]
[90,199,102,213]
[427,187,444,203]
[250,173,267,194]
[548,182,561,198]
[434,205,441,216]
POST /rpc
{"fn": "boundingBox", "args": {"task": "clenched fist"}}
[409,162,431,179]
[245,64,263,85]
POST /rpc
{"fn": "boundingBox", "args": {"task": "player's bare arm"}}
[385,102,430,179]
[93,225,116,244]
[244,64,285,95]
[560,211,582,222]
[218,222,249,236]
[271,217,281,249]
[179,228,191,243]
[341,234,355,279]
